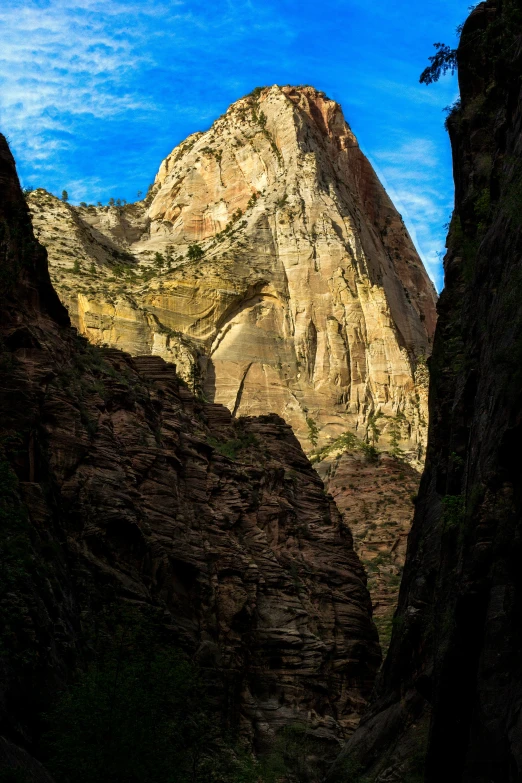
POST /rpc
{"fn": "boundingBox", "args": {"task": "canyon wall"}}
[316,451,420,654]
[0,133,380,777]
[28,86,436,457]
[331,3,522,780]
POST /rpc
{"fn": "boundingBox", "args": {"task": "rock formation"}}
[28,86,436,457]
[316,450,420,653]
[330,3,522,780]
[0,132,381,778]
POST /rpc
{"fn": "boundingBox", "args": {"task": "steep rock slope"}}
[331,3,522,781]
[0,135,380,774]
[315,451,419,654]
[28,86,436,456]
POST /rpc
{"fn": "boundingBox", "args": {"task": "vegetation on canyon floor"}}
[33,610,326,783]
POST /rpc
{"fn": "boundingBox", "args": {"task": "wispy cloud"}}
[369,137,453,289]
[376,138,439,169]
[0,0,295,195]
[0,0,469,287]
[0,3,153,127]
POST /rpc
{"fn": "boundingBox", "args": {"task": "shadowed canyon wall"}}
[0,132,381,777]
[330,3,522,781]
[27,86,436,457]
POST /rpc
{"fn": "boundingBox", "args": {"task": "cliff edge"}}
[330,2,522,780]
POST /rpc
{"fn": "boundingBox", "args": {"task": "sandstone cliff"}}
[0,133,381,777]
[28,86,436,458]
[316,451,419,654]
[330,3,522,780]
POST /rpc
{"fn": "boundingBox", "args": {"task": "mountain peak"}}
[27,90,436,459]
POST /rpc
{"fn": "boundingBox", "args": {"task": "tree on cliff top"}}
[419,43,457,84]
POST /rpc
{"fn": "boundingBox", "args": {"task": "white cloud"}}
[368,137,453,291]
[371,78,455,107]
[375,138,439,169]
[0,0,294,176]
[0,0,196,164]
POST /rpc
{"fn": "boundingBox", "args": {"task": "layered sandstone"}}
[28,85,436,458]
[0,133,380,777]
[316,451,419,653]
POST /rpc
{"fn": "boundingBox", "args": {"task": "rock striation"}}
[28,86,436,457]
[315,451,419,654]
[330,3,522,780]
[0,133,380,775]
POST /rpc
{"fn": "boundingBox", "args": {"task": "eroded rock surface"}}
[0,132,380,774]
[28,85,436,457]
[316,451,419,653]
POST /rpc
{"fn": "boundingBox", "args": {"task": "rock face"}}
[330,3,522,781]
[0,133,381,775]
[28,86,436,456]
[315,451,419,653]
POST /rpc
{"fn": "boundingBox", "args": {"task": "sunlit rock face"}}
[28,85,437,457]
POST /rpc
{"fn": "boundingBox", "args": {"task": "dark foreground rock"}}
[0,134,380,776]
[330,2,522,781]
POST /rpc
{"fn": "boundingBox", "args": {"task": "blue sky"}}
[0,0,470,290]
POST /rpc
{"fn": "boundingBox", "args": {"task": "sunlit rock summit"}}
[28,85,437,457]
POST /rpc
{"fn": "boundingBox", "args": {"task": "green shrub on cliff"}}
[367,411,383,446]
[421,1,522,89]
[207,432,258,460]
[306,416,319,447]
[441,495,465,531]
[310,429,380,464]
[46,623,200,783]
[247,86,267,100]
[153,251,165,270]
[43,606,327,782]
[388,415,405,459]
[187,243,204,261]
